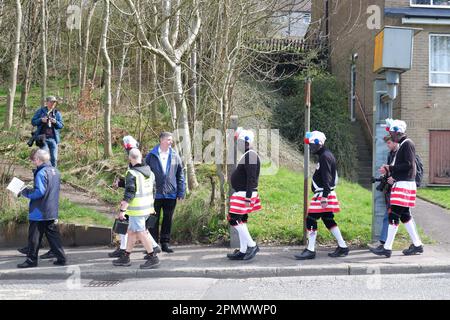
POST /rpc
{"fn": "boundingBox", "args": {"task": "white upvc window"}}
[411,0,450,7]
[430,34,450,87]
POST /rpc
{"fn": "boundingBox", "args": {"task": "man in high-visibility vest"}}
[112,148,160,269]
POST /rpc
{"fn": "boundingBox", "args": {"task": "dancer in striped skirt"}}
[227,128,261,261]
[370,119,423,258]
[295,131,349,260]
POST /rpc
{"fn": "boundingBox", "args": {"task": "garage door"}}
[430,130,450,185]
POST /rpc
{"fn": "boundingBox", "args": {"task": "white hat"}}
[385,118,407,133]
[123,135,139,150]
[235,127,255,144]
[304,131,326,145]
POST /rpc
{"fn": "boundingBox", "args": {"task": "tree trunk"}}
[114,44,129,110]
[81,2,97,92]
[41,0,47,105]
[4,0,22,129]
[137,47,142,143]
[91,36,102,84]
[101,0,113,158]
[173,64,198,189]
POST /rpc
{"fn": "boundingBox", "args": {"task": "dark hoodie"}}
[123,163,153,203]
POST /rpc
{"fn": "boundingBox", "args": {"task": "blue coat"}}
[21,163,61,221]
[145,145,185,199]
[31,107,64,144]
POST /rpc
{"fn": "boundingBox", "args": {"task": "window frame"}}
[410,0,450,8]
[429,33,450,87]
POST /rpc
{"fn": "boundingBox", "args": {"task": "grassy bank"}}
[418,187,450,211]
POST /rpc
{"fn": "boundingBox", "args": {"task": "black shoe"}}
[328,246,350,258]
[153,246,161,254]
[227,251,246,260]
[108,248,125,258]
[402,244,424,256]
[243,245,260,261]
[161,243,174,253]
[17,247,28,255]
[17,259,37,269]
[112,254,131,266]
[226,249,241,259]
[140,255,160,269]
[370,246,392,258]
[53,260,66,266]
[144,251,159,260]
[40,250,57,260]
[294,249,316,260]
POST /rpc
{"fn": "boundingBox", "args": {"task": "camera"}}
[27,135,35,147]
[371,176,388,192]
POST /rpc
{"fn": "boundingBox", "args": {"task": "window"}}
[430,34,450,86]
[411,0,450,7]
[303,13,311,24]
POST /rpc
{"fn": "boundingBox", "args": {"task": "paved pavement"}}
[1,244,450,281]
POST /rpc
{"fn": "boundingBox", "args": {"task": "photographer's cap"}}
[46,96,57,103]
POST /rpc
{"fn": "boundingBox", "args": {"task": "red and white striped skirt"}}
[229,191,262,215]
[390,181,416,208]
[308,191,341,214]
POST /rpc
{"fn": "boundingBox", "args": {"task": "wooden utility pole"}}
[303,78,311,244]
[228,115,239,248]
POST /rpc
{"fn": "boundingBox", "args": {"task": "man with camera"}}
[370,135,399,250]
[30,96,63,168]
[370,119,423,258]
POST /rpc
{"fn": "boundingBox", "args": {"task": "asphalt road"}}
[1,273,450,300]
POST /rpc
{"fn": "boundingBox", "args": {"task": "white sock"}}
[384,224,399,250]
[307,230,317,252]
[120,234,128,250]
[330,226,347,248]
[234,224,248,253]
[146,231,159,248]
[404,219,423,247]
[241,223,256,248]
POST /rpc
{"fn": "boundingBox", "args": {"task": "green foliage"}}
[418,188,450,211]
[271,72,357,180]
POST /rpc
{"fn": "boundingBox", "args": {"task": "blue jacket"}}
[21,163,61,221]
[31,107,64,144]
[145,145,185,199]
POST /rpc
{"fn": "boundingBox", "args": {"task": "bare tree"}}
[40,0,47,104]
[101,0,113,158]
[126,0,201,189]
[4,0,22,129]
[80,1,98,92]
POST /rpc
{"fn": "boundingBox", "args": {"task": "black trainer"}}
[402,244,424,256]
[140,255,160,269]
[369,246,392,258]
[243,245,260,261]
[108,248,125,258]
[40,250,57,260]
[53,260,66,266]
[227,251,246,260]
[17,247,28,255]
[294,249,316,260]
[161,243,174,253]
[144,251,160,260]
[17,259,38,269]
[112,253,131,266]
[328,246,350,258]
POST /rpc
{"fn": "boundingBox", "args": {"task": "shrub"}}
[272,72,357,180]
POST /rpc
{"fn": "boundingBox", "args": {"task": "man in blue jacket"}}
[145,132,185,253]
[31,96,64,167]
[17,149,66,268]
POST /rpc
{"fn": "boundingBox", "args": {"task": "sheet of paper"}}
[6,177,25,196]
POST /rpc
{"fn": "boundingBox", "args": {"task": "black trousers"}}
[306,212,338,231]
[28,220,66,263]
[149,199,177,244]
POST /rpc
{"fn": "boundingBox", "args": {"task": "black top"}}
[389,136,416,182]
[230,149,261,199]
[312,147,337,198]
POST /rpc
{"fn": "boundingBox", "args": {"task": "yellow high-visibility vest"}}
[125,169,155,216]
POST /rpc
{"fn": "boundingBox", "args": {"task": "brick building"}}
[310,0,450,185]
